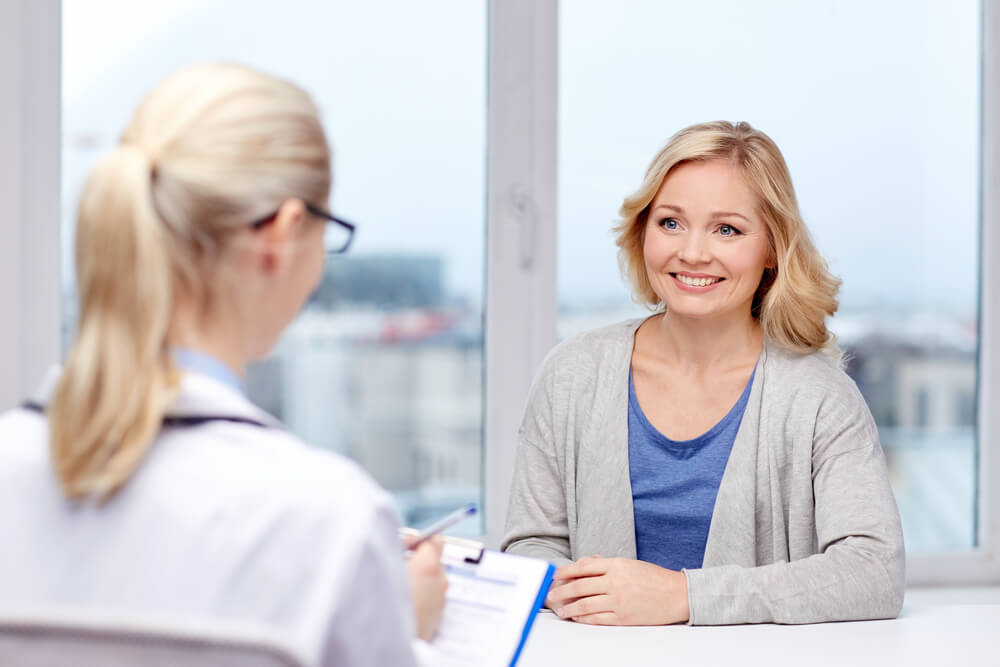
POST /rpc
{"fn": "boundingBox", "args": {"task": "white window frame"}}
[904,0,1000,585]
[0,0,61,411]
[5,0,998,582]
[483,0,558,547]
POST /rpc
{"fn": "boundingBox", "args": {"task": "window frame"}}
[483,0,558,546]
[903,0,1000,585]
[0,0,61,411]
[5,0,998,582]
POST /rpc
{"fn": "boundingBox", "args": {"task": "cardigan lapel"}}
[594,362,639,559]
[575,318,642,560]
[701,341,769,569]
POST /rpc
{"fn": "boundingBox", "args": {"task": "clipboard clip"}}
[441,535,485,565]
[398,528,484,565]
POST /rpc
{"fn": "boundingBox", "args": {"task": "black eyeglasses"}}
[249,202,356,254]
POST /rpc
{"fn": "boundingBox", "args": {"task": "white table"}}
[518,604,999,666]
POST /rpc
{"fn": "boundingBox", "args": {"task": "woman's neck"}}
[167,299,247,378]
[643,308,763,373]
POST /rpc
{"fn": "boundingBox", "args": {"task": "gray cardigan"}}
[501,318,905,625]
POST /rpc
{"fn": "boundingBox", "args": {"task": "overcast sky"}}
[63,0,980,319]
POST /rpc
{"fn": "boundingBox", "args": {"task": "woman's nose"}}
[676,231,710,264]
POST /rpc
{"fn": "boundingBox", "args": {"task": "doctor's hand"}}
[546,556,689,626]
[407,537,449,641]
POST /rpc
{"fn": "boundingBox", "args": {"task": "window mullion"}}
[0,0,61,409]
[484,0,559,547]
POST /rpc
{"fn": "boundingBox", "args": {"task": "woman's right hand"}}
[406,537,448,641]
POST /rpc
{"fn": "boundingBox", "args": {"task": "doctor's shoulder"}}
[180,415,396,516]
[0,406,53,482]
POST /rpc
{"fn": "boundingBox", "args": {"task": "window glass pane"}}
[62,0,486,535]
[559,0,980,553]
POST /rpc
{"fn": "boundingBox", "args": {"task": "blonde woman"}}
[502,121,905,626]
[0,64,446,665]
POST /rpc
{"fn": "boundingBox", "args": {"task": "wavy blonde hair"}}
[614,120,841,356]
[49,63,331,501]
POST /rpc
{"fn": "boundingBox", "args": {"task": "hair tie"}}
[119,141,158,180]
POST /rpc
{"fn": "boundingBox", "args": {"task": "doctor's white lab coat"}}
[0,369,423,666]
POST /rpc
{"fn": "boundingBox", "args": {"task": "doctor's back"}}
[0,63,423,667]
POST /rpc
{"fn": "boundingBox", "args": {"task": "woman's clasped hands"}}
[546,555,690,626]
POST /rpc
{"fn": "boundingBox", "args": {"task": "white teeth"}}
[675,274,720,287]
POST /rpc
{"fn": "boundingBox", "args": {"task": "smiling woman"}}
[616,121,841,355]
[641,160,772,323]
[502,121,905,627]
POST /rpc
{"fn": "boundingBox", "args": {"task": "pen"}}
[407,503,478,550]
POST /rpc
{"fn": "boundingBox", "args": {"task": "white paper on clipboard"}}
[424,539,554,667]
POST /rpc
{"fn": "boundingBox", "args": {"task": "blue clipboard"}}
[508,561,555,666]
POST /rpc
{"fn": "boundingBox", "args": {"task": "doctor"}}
[0,63,445,665]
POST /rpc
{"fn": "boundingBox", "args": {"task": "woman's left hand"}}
[547,556,690,626]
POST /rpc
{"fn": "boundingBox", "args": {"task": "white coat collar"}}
[29,365,284,430]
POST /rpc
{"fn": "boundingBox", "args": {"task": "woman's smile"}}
[671,271,724,290]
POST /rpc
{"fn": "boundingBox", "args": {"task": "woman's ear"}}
[257,198,307,274]
[765,243,778,270]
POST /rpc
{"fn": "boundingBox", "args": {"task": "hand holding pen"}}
[408,537,448,641]
[404,503,476,641]
[404,503,478,551]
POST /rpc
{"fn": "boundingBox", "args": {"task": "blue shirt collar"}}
[171,348,245,396]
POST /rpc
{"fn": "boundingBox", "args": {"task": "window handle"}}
[506,184,538,270]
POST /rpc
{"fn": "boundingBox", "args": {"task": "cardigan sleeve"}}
[684,376,906,625]
[500,437,573,566]
[500,348,574,567]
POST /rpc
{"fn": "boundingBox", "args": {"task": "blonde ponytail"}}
[48,63,331,502]
[49,145,176,501]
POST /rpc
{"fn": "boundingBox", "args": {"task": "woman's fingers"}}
[547,573,607,606]
[570,611,619,626]
[554,556,611,581]
[556,593,613,620]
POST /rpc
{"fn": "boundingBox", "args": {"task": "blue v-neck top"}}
[628,367,754,570]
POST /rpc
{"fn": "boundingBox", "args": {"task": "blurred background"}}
[62,0,980,550]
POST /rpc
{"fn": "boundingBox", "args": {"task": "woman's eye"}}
[719,224,740,236]
[660,218,679,230]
